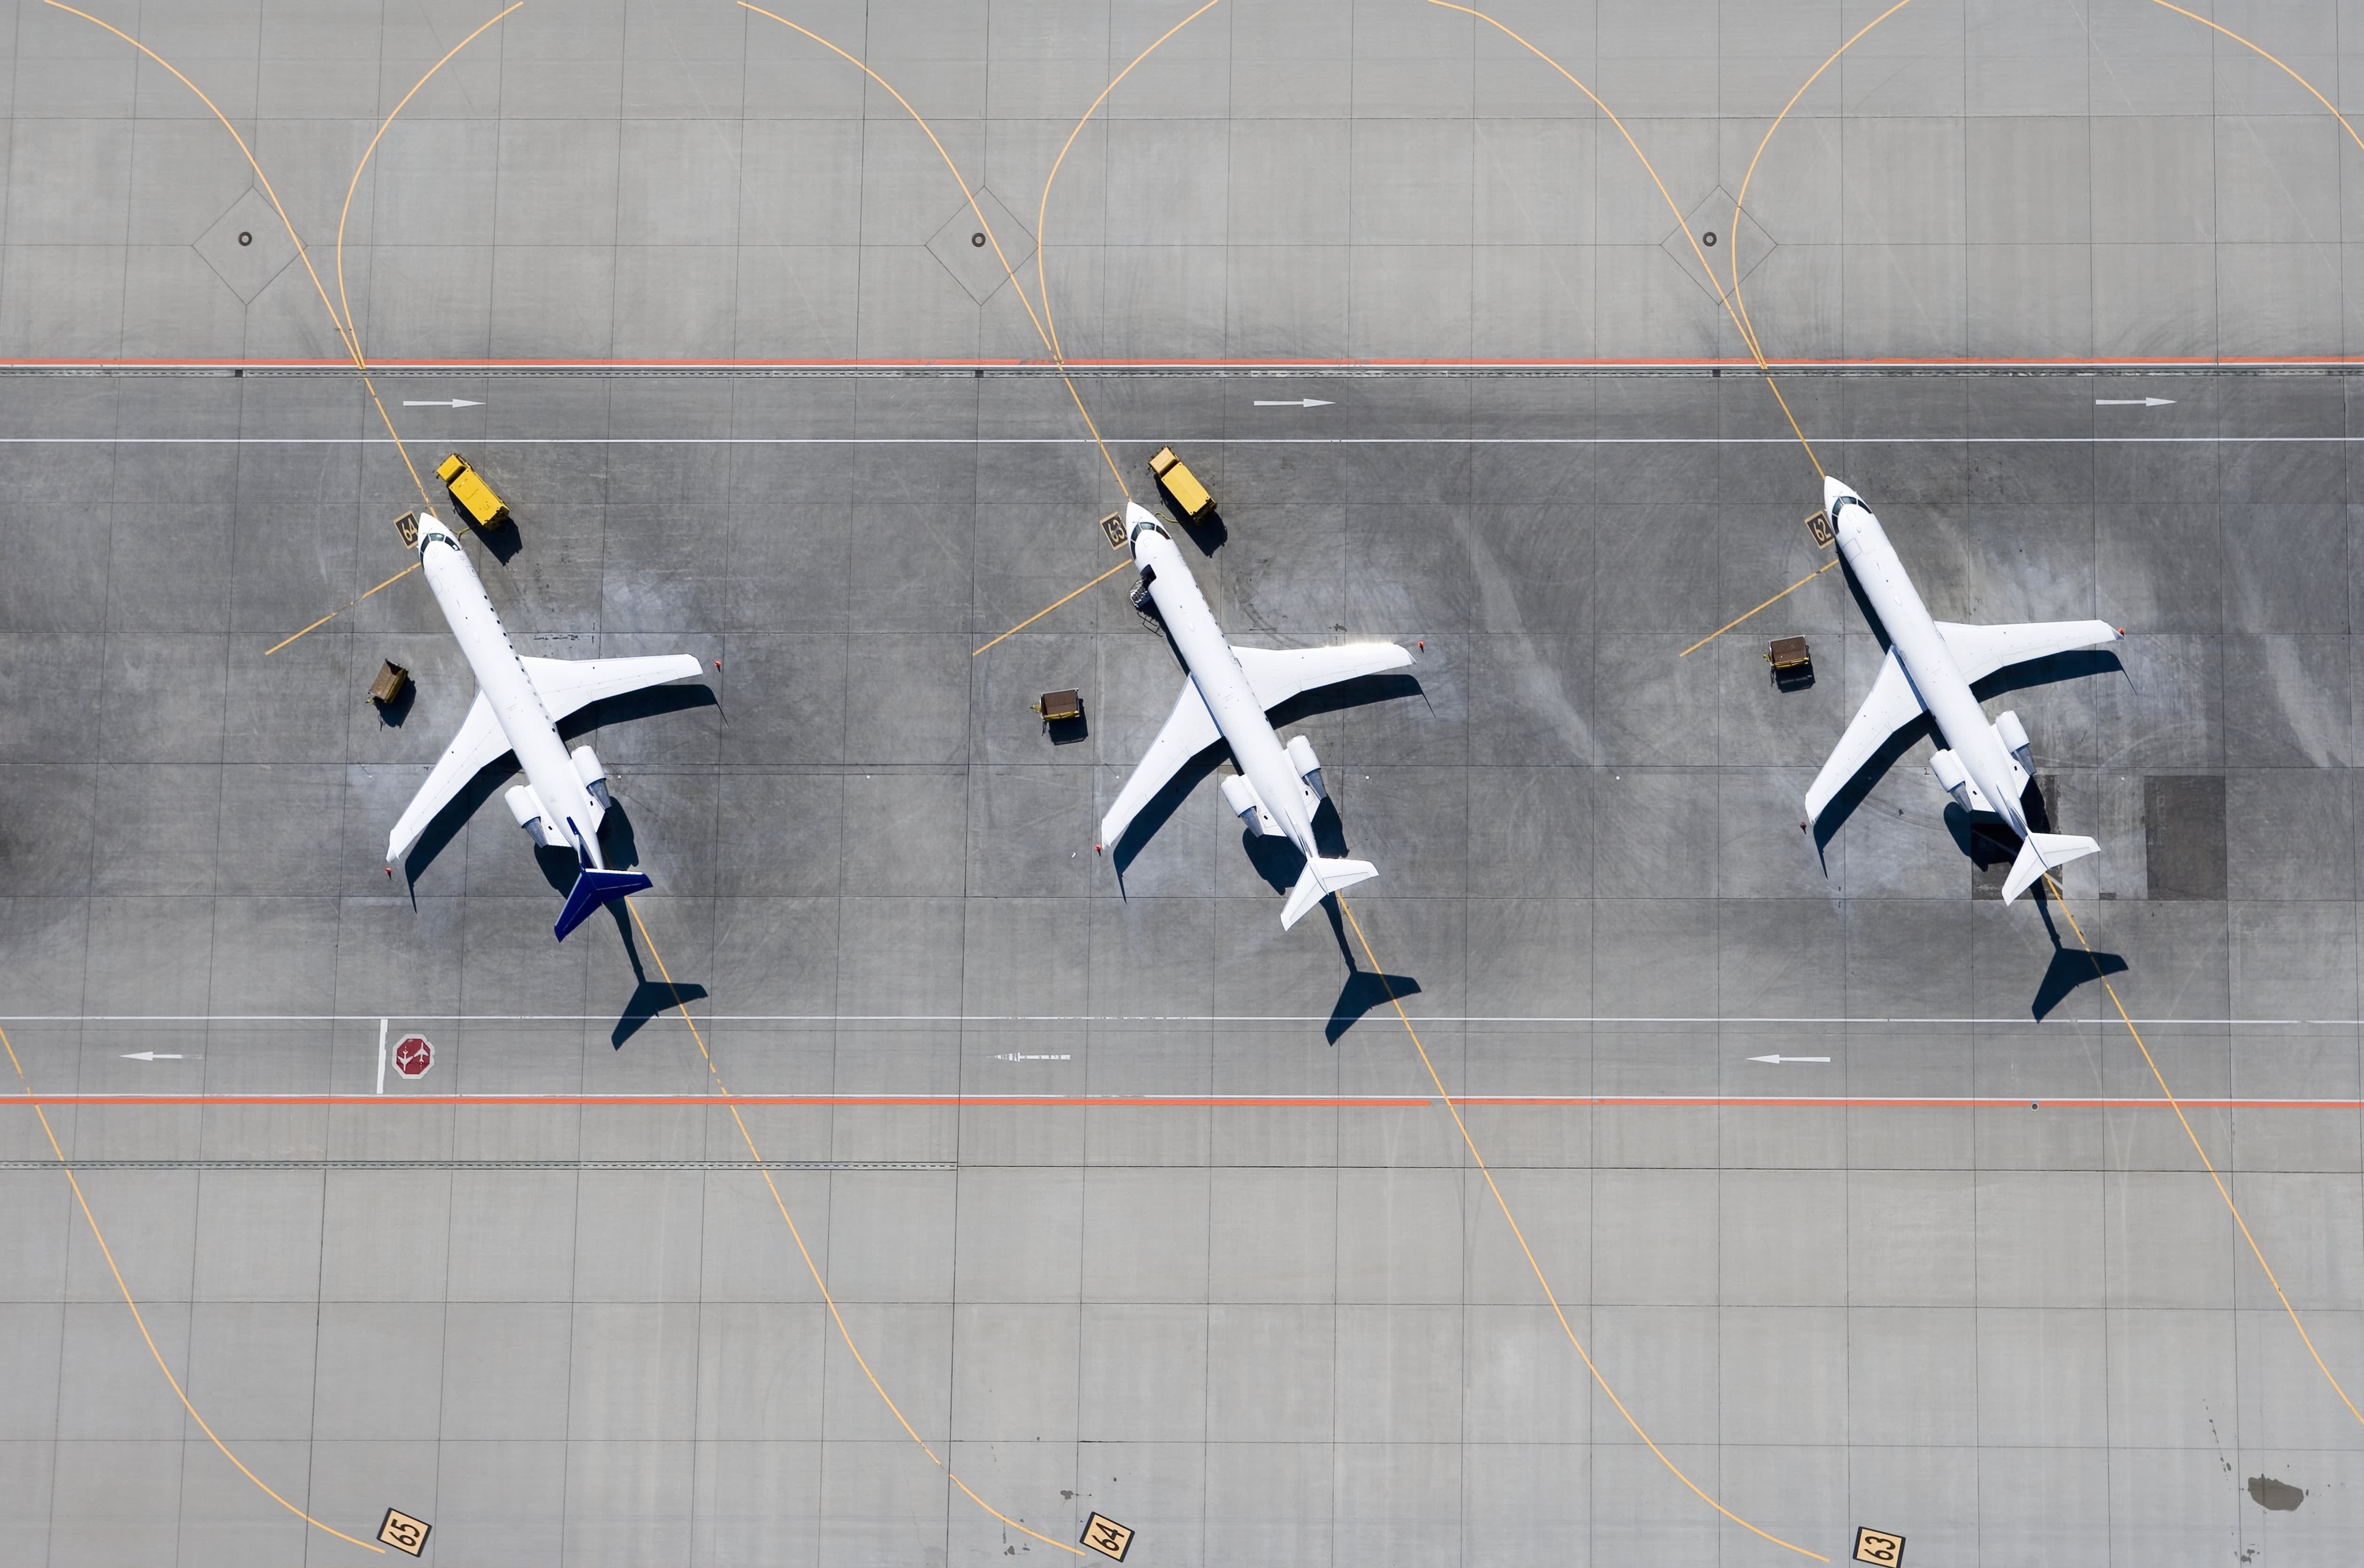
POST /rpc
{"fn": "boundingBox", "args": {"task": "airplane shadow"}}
[401,763,519,892]
[557,682,720,743]
[2029,893,2127,1022]
[603,895,709,1048]
[1316,900,1420,1043]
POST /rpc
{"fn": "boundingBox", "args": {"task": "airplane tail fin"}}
[554,866,653,940]
[2002,831,2100,905]
[1280,856,1378,929]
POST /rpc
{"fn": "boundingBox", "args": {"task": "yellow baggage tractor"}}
[1147,446,1215,520]
[436,453,511,528]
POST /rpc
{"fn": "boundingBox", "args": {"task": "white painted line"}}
[1253,398,1333,407]
[401,398,482,408]
[1747,1054,1833,1064]
[376,1018,387,1096]
[118,1051,184,1061]
[2095,397,2175,406]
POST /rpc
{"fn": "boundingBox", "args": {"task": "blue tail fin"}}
[554,866,652,940]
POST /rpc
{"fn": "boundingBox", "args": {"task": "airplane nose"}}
[1124,501,1158,528]
[1822,474,1857,511]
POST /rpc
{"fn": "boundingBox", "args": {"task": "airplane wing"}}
[1803,647,1928,828]
[1935,620,2121,685]
[1230,642,1413,711]
[520,653,706,722]
[386,689,512,862]
[1100,675,1223,847]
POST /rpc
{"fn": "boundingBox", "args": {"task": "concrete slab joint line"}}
[1662,186,1776,304]
[191,188,297,305]
[927,187,1036,306]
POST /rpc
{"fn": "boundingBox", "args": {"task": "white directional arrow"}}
[1747,1054,1831,1064]
[2094,397,2175,407]
[402,398,483,408]
[1253,398,1333,408]
[120,1052,185,1061]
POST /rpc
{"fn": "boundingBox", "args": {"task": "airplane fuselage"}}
[413,510,609,870]
[1829,487,2030,837]
[1130,515,1323,862]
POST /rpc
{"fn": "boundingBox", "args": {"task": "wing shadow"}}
[1108,674,1423,882]
[399,683,717,886]
[400,760,521,889]
[1970,646,2126,701]
[556,680,720,741]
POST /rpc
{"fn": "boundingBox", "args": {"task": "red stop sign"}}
[393,1036,433,1079]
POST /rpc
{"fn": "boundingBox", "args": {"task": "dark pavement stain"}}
[2247,1475,2305,1511]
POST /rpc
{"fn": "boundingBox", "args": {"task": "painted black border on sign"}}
[379,1507,430,1557]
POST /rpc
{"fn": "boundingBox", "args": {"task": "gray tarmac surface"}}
[3,3,2364,1567]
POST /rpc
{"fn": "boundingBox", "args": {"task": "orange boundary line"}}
[22,1094,2364,1110]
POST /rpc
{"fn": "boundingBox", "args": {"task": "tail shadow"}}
[1317,899,1419,1042]
[2029,892,2127,1022]
[604,897,709,1048]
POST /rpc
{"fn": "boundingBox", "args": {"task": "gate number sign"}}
[1853,1526,1905,1566]
[1079,1512,1134,1561]
[379,1507,430,1556]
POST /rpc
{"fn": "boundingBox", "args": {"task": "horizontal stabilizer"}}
[554,866,652,940]
[1280,856,1378,929]
[2002,831,2099,905]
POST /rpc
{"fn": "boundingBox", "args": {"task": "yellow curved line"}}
[738,2,1131,507]
[335,4,524,343]
[1032,0,1226,366]
[2144,0,2364,155]
[1426,0,1825,476]
[622,899,1089,1558]
[2046,882,2364,1428]
[0,1027,386,1554]
[1335,905,1827,1561]
[1726,0,1916,368]
[42,0,430,504]
[1719,0,2364,1433]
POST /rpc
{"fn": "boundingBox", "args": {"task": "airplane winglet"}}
[554,867,653,940]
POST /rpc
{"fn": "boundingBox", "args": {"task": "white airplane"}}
[1804,476,2123,903]
[384,509,707,939]
[1100,502,1413,928]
